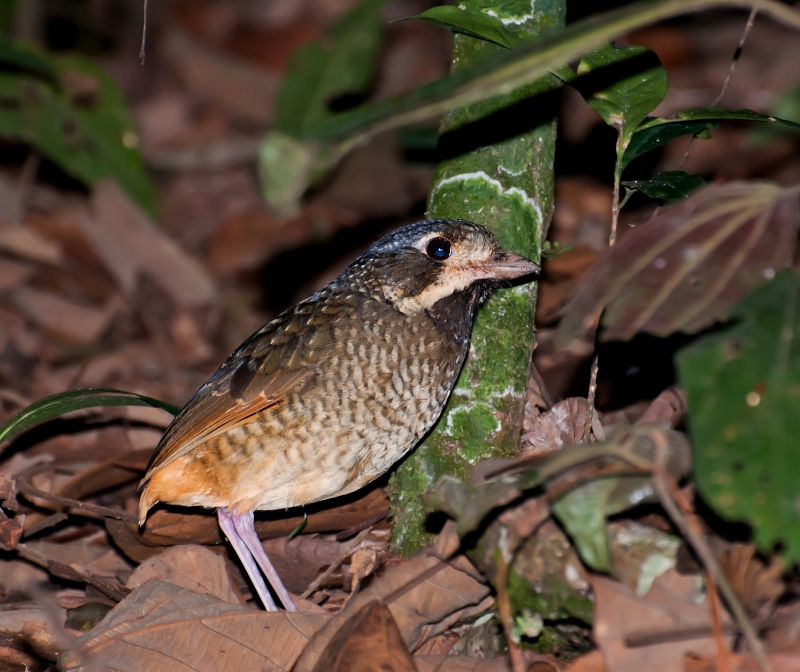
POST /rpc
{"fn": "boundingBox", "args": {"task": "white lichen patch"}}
[486,9,535,25]
[499,165,525,177]
[431,171,543,224]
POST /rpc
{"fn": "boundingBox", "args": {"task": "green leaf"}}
[677,270,800,562]
[0,55,157,215]
[622,170,705,201]
[577,42,668,152]
[623,107,800,169]
[0,37,58,83]
[274,0,386,139]
[0,388,179,447]
[552,478,616,571]
[397,6,516,49]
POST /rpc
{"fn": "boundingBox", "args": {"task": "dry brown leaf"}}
[10,286,116,344]
[309,600,417,672]
[717,543,784,620]
[522,398,588,456]
[126,544,243,604]
[592,570,731,672]
[63,580,329,672]
[0,224,62,264]
[294,542,492,671]
[557,181,800,344]
[85,180,216,309]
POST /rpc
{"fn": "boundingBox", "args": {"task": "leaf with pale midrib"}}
[556,182,800,344]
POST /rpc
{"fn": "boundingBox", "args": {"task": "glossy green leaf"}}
[0,388,179,447]
[397,6,516,48]
[677,269,800,562]
[274,0,386,138]
[0,55,157,215]
[577,43,667,151]
[623,107,800,169]
[622,170,705,201]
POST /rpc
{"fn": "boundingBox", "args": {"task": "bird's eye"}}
[425,237,452,261]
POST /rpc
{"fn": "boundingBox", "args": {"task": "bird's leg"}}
[230,509,298,612]
[217,507,278,611]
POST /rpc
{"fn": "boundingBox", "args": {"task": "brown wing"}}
[140,294,335,485]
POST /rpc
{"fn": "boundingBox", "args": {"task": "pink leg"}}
[217,508,278,611]
[231,509,298,612]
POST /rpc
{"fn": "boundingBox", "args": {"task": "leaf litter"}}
[3,4,800,672]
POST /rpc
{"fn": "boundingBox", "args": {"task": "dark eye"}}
[425,237,452,261]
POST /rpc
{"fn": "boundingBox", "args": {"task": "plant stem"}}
[583,154,624,442]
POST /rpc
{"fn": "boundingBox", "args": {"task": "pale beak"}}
[476,252,540,281]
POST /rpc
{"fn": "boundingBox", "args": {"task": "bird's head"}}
[346,219,540,316]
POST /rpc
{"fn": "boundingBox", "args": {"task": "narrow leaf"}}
[622,170,705,201]
[556,181,800,344]
[397,6,516,48]
[577,43,667,151]
[623,107,800,168]
[677,270,800,562]
[0,388,179,447]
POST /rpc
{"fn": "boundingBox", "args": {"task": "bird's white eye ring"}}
[425,237,452,261]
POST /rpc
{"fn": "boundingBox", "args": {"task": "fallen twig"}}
[16,478,138,524]
[495,541,525,672]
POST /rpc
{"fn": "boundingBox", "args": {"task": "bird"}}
[138,219,539,611]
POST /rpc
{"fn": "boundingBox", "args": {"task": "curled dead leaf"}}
[717,543,784,620]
